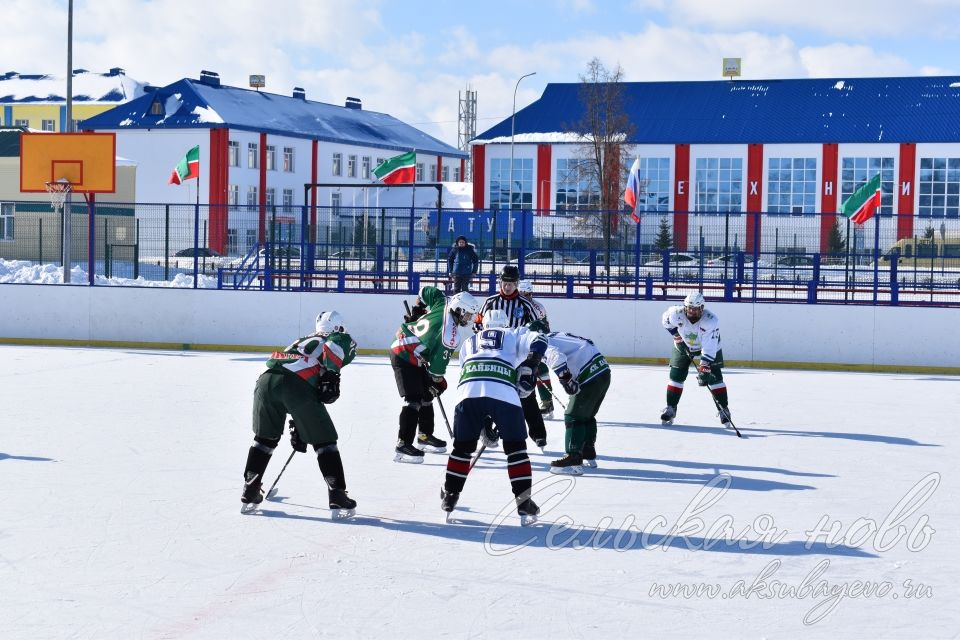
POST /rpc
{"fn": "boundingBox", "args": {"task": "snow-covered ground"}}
[1,346,956,639]
[0,258,216,287]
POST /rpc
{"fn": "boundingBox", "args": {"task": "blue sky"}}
[4,0,959,144]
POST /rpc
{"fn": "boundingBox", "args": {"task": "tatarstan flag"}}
[841,173,882,225]
[373,151,416,184]
[168,145,200,185]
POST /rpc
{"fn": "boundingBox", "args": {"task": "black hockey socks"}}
[244,435,279,482]
[503,439,533,498]
[521,393,546,441]
[315,443,347,491]
[418,401,435,437]
[398,403,419,445]
[444,439,477,494]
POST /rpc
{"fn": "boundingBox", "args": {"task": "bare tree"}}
[566,58,637,267]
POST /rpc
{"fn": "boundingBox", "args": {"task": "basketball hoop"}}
[45,179,72,213]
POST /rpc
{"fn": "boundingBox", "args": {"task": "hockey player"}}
[478,266,547,448]
[535,324,611,475]
[241,311,358,518]
[390,285,481,462]
[441,309,546,525]
[518,279,555,419]
[660,292,732,429]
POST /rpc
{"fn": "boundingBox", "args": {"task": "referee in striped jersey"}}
[477,265,548,448]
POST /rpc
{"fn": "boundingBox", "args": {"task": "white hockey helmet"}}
[517,279,534,295]
[482,309,510,329]
[683,292,705,309]
[448,291,481,326]
[315,310,345,335]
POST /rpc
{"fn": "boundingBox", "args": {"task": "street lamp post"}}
[507,71,536,261]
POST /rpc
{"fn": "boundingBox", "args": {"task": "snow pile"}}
[0,258,216,288]
[192,105,224,124]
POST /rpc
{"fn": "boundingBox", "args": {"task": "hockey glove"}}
[289,420,308,453]
[317,370,341,404]
[428,375,448,398]
[516,365,536,398]
[556,364,580,396]
[404,300,427,323]
[696,360,715,387]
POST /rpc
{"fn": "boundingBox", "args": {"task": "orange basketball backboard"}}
[19,132,116,193]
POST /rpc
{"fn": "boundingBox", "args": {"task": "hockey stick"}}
[469,442,486,471]
[435,395,455,439]
[692,358,742,438]
[538,379,566,410]
[264,449,296,500]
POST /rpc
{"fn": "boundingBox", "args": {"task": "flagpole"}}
[193,151,200,288]
[410,149,417,264]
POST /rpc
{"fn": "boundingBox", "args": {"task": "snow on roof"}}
[0,69,146,104]
[82,76,466,158]
[475,76,960,145]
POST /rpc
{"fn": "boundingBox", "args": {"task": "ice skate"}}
[328,488,357,520]
[517,497,540,526]
[394,440,425,464]
[660,405,677,425]
[549,452,584,476]
[581,443,598,469]
[481,423,500,449]
[533,437,547,454]
[240,471,264,514]
[416,433,448,454]
[539,401,554,420]
[441,487,460,522]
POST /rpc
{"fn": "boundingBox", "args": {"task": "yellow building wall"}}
[4,104,115,130]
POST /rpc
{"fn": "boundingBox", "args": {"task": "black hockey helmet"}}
[500,265,520,283]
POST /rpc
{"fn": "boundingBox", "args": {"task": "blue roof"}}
[475,76,960,144]
[82,77,466,158]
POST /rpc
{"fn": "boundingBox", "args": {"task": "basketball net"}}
[45,179,72,214]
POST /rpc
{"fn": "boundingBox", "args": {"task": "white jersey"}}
[661,305,721,361]
[543,332,609,385]
[456,327,546,407]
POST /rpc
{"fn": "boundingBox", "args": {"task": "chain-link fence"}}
[1,199,957,305]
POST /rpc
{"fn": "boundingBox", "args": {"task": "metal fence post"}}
[890,249,899,306]
[164,204,170,281]
[872,211,881,304]
[565,275,574,298]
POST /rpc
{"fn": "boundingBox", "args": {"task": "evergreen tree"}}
[826,217,846,257]
[654,217,673,251]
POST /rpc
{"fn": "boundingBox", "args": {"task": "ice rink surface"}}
[1,345,957,639]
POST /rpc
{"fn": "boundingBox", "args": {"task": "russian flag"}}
[624,157,641,223]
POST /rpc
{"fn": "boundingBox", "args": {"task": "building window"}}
[228,184,239,207]
[227,228,238,256]
[416,163,424,181]
[283,147,295,172]
[376,158,385,169]
[347,154,357,178]
[14,119,29,128]
[841,157,894,217]
[695,157,743,212]
[228,141,240,167]
[453,167,460,181]
[41,119,55,132]
[634,157,672,212]
[429,164,436,181]
[442,166,450,181]
[490,157,534,211]
[266,187,275,207]
[331,192,342,214]
[247,186,258,206]
[362,156,371,179]
[283,188,294,212]
[767,157,817,214]
[71,120,82,131]
[332,153,342,176]
[248,143,258,169]
[246,229,257,253]
[554,158,599,213]
[0,203,14,240]
[266,145,276,171]
[918,157,960,219]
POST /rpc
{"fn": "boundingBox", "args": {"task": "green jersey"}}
[390,285,471,377]
[266,331,357,387]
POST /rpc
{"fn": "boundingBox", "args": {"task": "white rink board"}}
[0,283,958,367]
